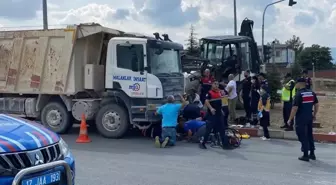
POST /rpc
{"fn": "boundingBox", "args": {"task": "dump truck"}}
[0,23,184,138]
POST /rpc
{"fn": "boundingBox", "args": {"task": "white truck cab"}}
[96,35,185,138]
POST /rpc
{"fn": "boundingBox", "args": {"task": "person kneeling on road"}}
[155,94,187,148]
[181,118,206,143]
[199,81,231,150]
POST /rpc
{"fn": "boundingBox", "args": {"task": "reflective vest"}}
[281,80,296,102]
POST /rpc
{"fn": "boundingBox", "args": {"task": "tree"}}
[297,44,333,70]
[267,65,282,108]
[285,35,304,58]
[291,61,302,79]
[266,38,281,45]
[185,25,200,56]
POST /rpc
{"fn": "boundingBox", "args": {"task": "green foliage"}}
[297,44,333,70]
[291,61,302,79]
[285,35,304,57]
[267,65,282,103]
[185,25,200,57]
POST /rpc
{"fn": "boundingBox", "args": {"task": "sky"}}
[0,0,335,57]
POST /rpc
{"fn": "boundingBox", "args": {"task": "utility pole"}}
[261,0,284,62]
[233,0,237,36]
[261,0,297,62]
[42,0,48,30]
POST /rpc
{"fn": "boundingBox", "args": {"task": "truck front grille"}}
[0,143,62,171]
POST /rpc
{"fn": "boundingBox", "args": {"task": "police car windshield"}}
[148,48,182,74]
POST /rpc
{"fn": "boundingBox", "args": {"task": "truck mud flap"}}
[11,160,73,185]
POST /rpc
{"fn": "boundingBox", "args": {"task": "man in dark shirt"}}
[287,78,319,162]
[199,81,230,150]
[302,70,312,90]
[258,73,269,94]
[242,70,252,119]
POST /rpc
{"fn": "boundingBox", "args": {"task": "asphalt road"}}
[62,128,336,185]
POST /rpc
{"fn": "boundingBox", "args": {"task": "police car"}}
[0,114,75,185]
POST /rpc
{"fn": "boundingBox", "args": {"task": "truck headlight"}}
[59,138,70,157]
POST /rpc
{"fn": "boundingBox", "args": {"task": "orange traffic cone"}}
[76,114,91,143]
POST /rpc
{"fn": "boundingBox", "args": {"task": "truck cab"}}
[95,33,185,138]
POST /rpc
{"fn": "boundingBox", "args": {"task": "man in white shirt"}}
[225,74,237,123]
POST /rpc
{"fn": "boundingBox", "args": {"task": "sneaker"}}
[154,136,161,148]
[261,136,270,141]
[161,137,169,148]
[199,143,207,149]
[245,123,251,128]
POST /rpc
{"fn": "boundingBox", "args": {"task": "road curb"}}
[237,128,336,143]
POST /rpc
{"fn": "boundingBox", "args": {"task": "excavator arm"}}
[238,18,262,73]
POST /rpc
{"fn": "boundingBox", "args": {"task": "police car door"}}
[111,40,147,98]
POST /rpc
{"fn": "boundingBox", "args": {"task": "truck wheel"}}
[41,102,72,134]
[95,104,129,138]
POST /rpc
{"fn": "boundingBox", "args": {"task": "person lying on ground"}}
[154,94,187,148]
[179,118,206,143]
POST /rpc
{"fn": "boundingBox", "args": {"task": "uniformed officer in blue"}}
[287,78,319,162]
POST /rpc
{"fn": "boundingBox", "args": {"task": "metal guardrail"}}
[12,160,73,185]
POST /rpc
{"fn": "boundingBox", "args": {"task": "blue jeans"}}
[161,127,176,146]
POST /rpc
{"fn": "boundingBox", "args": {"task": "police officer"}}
[287,78,319,162]
[281,73,296,131]
[302,70,312,90]
[199,81,230,150]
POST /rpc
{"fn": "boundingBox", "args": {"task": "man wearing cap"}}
[287,78,319,162]
[155,94,187,148]
[281,73,296,131]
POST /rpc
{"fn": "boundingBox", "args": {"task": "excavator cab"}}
[199,35,252,81]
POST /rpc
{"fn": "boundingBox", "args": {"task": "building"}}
[258,44,295,66]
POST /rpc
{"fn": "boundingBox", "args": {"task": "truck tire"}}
[95,104,129,138]
[41,102,72,134]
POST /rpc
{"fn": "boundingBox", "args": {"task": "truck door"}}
[110,40,147,98]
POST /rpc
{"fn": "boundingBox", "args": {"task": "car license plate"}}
[21,171,61,185]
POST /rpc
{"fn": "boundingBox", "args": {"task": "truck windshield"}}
[148,48,182,74]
